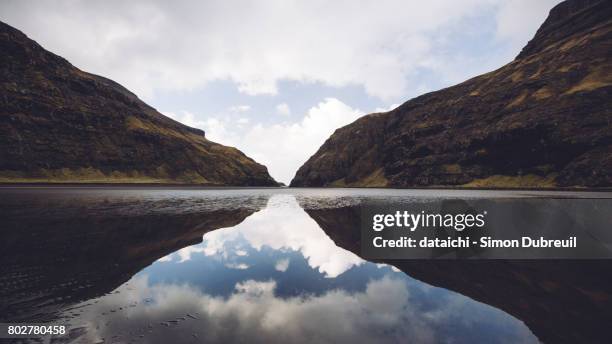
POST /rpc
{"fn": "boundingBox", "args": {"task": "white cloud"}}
[229,105,251,113]
[199,98,363,184]
[274,258,290,272]
[74,275,537,344]
[374,103,400,113]
[156,254,173,263]
[154,194,363,277]
[176,245,207,263]
[495,0,562,50]
[162,110,202,128]
[0,1,562,183]
[226,263,250,270]
[164,99,363,184]
[276,103,291,116]
[0,0,559,101]
[201,194,365,278]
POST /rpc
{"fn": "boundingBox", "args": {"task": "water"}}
[1,187,611,343]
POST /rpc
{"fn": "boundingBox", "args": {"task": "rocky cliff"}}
[291,0,612,188]
[0,22,277,186]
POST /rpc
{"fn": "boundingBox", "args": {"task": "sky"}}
[0,0,561,184]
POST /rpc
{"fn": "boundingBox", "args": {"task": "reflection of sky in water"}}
[157,195,364,278]
[69,195,538,343]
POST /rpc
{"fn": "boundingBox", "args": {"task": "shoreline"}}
[0,182,611,192]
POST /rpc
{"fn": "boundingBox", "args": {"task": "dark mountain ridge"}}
[0,21,277,186]
[291,0,612,188]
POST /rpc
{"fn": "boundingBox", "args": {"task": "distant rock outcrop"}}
[0,21,277,186]
[291,0,612,188]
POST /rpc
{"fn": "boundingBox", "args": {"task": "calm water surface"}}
[1,187,611,343]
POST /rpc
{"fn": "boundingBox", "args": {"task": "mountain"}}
[0,21,277,186]
[291,0,612,188]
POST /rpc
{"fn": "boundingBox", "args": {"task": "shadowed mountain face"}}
[291,0,612,188]
[0,190,268,322]
[0,22,277,186]
[303,204,612,344]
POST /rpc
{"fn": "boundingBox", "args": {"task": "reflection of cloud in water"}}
[169,195,364,277]
[76,275,536,344]
[225,263,250,270]
[274,258,290,272]
[177,246,206,262]
[157,254,173,262]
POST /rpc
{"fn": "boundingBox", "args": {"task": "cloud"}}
[200,194,365,278]
[374,103,400,113]
[0,0,559,100]
[228,105,251,113]
[495,0,562,50]
[274,258,290,272]
[156,254,173,262]
[226,263,250,270]
[164,99,398,184]
[199,98,363,184]
[275,103,291,116]
[74,275,538,344]
[176,245,207,263]
[162,111,201,128]
[0,1,562,183]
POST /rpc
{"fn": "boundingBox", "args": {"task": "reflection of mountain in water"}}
[2,193,535,344]
[0,192,267,322]
[1,189,610,344]
[303,201,612,344]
